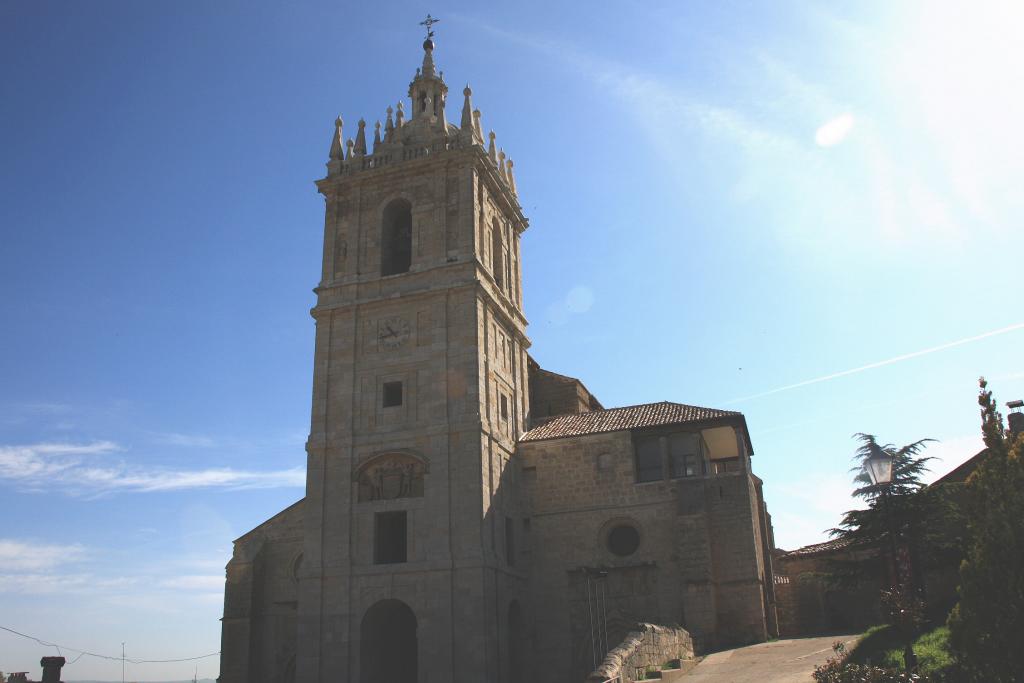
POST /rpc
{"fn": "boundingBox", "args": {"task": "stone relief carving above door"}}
[356,452,426,502]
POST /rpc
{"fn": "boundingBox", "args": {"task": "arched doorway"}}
[360,599,417,683]
[508,600,524,683]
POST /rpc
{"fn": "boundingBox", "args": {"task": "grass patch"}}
[909,626,954,674]
[847,624,954,676]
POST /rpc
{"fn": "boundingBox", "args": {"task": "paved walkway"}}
[683,634,859,682]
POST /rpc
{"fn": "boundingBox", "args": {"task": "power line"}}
[0,625,220,664]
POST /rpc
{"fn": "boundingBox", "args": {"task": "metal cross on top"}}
[420,14,440,39]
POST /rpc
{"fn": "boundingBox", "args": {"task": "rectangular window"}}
[634,436,663,482]
[670,433,702,478]
[500,393,511,434]
[712,458,741,474]
[382,381,403,408]
[505,516,515,567]
[374,511,407,564]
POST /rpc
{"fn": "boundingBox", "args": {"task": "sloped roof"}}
[932,448,988,485]
[780,537,852,558]
[520,401,742,443]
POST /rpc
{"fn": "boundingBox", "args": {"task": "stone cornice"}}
[314,144,528,231]
[311,265,530,331]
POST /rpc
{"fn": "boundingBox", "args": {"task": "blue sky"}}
[2,1,1023,679]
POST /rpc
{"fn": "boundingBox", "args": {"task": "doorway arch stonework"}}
[359,599,418,683]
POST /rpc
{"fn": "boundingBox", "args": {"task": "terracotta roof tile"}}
[781,537,852,558]
[519,401,741,443]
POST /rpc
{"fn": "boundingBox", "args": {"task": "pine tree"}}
[947,378,1024,681]
[830,434,939,567]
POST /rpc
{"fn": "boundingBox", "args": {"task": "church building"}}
[219,32,778,683]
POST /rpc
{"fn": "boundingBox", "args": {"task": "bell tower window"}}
[381,199,412,276]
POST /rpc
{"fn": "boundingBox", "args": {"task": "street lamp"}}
[862,450,917,672]
[864,452,893,488]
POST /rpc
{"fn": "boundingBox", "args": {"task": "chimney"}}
[1008,400,1024,439]
[40,656,65,683]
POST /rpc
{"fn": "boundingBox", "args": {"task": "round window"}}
[607,524,640,557]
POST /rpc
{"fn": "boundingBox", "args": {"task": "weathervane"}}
[420,13,440,40]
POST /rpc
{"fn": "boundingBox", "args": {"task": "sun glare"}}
[890,0,1024,219]
[815,113,855,147]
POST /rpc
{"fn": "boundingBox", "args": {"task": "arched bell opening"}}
[381,199,412,276]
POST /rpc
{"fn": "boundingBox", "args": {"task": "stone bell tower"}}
[296,32,531,683]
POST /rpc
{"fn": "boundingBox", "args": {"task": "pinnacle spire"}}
[488,131,497,163]
[385,106,395,141]
[373,120,382,151]
[396,102,405,127]
[421,38,437,78]
[354,119,367,156]
[418,14,441,78]
[498,148,507,178]
[507,159,517,195]
[460,85,474,133]
[473,109,483,143]
[329,116,344,160]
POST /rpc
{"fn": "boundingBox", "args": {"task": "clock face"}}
[378,316,411,349]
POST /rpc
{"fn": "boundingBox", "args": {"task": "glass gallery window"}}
[633,431,706,483]
[634,436,663,482]
[670,432,702,478]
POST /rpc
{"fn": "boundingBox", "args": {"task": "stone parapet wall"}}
[585,623,693,683]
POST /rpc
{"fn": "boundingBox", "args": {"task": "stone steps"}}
[631,658,700,681]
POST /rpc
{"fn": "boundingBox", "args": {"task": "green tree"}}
[849,433,935,499]
[830,434,938,567]
[947,378,1024,681]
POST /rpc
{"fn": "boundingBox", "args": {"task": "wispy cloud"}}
[463,12,1010,252]
[0,539,87,572]
[921,434,986,484]
[159,575,224,591]
[0,572,138,595]
[768,472,863,550]
[5,401,73,414]
[725,322,1024,405]
[151,432,218,448]
[0,441,304,495]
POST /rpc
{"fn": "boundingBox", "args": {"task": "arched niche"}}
[356,452,427,502]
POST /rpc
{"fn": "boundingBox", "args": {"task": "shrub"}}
[814,642,936,683]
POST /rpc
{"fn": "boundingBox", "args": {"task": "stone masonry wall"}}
[585,623,694,683]
[221,499,305,683]
[519,427,770,683]
[296,140,530,683]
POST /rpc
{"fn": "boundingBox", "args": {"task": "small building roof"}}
[519,400,744,443]
[931,448,988,485]
[779,537,852,558]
